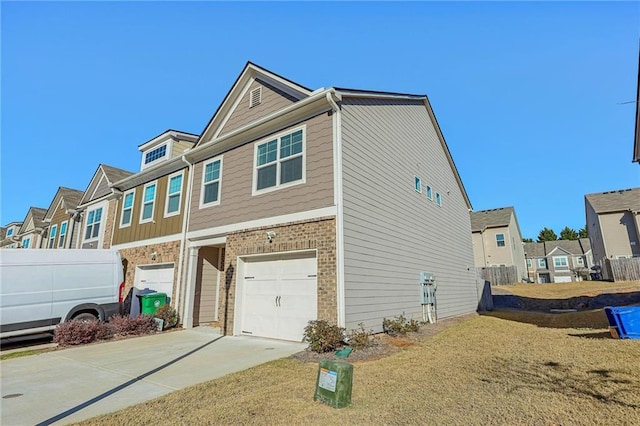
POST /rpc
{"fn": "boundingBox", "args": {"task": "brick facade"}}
[118,240,182,302]
[218,216,337,335]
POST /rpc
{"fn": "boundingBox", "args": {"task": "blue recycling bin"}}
[604,306,640,339]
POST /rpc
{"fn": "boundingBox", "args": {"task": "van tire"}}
[74,312,99,322]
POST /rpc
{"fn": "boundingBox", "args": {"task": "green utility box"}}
[139,293,167,315]
[314,360,353,408]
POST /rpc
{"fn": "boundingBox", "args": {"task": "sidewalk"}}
[1,328,305,426]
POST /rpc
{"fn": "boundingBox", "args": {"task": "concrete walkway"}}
[1,328,306,425]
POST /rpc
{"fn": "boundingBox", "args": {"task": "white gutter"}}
[174,155,193,322]
[326,90,346,328]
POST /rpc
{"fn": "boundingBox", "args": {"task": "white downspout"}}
[175,155,194,324]
[326,90,346,328]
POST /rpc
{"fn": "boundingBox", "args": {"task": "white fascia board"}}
[110,233,182,251]
[186,206,337,241]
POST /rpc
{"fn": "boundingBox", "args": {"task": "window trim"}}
[139,181,158,224]
[48,224,58,248]
[496,233,505,247]
[526,258,532,268]
[575,256,584,266]
[58,221,68,248]
[426,185,433,201]
[164,171,185,218]
[414,176,422,193]
[22,237,30,249]
[119,190,136,228]
[435,192,442,206]
[7,228,13,237]
[200,156,223,209]
[553,256,569,269]
[84,206,104,242]
[537,258,547,269]
[252,125,306,196]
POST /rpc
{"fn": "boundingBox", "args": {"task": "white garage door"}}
[134,264,175,300]
[554,276,572,283]
[240,252,317,342]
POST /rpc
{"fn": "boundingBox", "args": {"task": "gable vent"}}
[249,86,262,108]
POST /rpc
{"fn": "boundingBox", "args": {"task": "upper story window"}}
[253,127,305,194]
[58,222,67,248]
[48,224,58,248]
[553,256,569,269]
[426,186,433,201]
[140,182,157,223]
[435,192,442,206]
[537,258,547,269]
[144,145,167,165]
[526,258,532,268]
[22,238,30,249]
[496,233,505,247]
[201,158,222,207]
[120,191,135,227]
[165,172,184,216]
[414,176,422,193]
[7,228,13,237]
[85,207,103,240]
[575,256,584,266]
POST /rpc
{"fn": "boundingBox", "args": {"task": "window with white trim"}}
[414,176,422,193]
[7,228,13,237]
[496,234,505,247]
[58,222,67,248]
[120,191,135,227]
[537,258,547,269]
[85,207,103,240]
[576,256,584,266]
[201,158,222,206]
[553,256,569,269]
[140,182,157,222]
[144,145,167,165]
[254,128,304,193]
[165,173,183,216]
[22,238,30,249]
[48,224,58,248]
[426,185,433,200]
[526,258,532,268]
[435,192,442,206]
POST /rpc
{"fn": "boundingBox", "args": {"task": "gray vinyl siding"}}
[188,112,334,231]
[340,98,477,332]
[218,79,298,137]
[586,201,607,266]
[92,175,112,201]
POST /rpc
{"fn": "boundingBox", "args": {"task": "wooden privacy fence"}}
[476,265,518,286]
[604,258,640,282]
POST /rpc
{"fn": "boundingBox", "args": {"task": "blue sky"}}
[2,1,639,239]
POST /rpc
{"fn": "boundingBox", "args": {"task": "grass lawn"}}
[497,280,640,299]
[77,312,640,425]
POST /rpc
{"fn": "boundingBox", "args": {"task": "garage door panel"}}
[240,254,317,341]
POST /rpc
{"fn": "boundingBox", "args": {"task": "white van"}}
[0,249,124,338]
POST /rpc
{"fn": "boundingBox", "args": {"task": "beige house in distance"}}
[0,222,23,248]
[40,187,84,249]
[471,207,527,280]
[14,207,47,249]
[585,187,640,279]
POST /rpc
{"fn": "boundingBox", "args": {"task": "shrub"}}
[54,319,113,347]
[382,314,421,336]
[303,320,345,353]
[109,314,158,336]
[155,304,179,329]
[347,323,375,351]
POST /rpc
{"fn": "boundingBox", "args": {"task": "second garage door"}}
[134,264,175,300]
[240,252,317,341]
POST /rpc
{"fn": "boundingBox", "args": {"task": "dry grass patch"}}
[77,315,640,426]
[498,281,640,299]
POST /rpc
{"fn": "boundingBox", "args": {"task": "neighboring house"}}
[585,187,640,278]
[15,207,47,249]
[633,46,639,164]
[470,207,527,280]
[40,187,85,249]
[109,130,198,304]
[176,62,478,341]
[77,164,134,249]
[524,239,593,283]
[0,222,22,248]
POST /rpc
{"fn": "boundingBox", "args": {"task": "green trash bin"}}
[139,293,167,315]
[314,360,353,408]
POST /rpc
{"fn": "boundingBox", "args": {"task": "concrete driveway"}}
[1,328,305,425]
